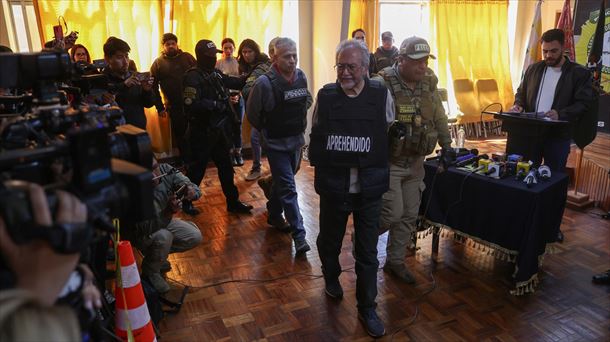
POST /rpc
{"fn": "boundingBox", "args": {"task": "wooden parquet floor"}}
[158,139,610,341]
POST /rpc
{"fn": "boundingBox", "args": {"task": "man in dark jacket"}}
[508,28,593,171]
[182,39,253,215]
[150,33,197,159]
[103,37,154,129]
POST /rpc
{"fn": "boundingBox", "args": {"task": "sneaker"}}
[358,309,386,338]
[245,168,262,181]
[230,153,238,166]
[383,262,416,284]
[267,216,291,232]
[324,279,343,299]
[160,260,172,273]
[257,176,273,200]
[234,151,244,166]
[182,200,200,216]
[146,273,170,293]
[294,238,311,255]
[227,200,253,213]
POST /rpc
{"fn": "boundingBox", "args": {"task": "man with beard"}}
[182,39,253,215]
[103,37,154,129]
[150,33,197,166]
[309,39,394,338]
[508,28,593,172]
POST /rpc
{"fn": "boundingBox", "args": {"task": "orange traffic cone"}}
[115,241,157,342]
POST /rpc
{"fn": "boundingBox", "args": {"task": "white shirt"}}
[535,66,562,114]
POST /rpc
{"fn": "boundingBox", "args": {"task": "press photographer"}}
[125,157,202,294]
[1,49,155,339]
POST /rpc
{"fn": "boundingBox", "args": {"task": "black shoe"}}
[358,309,385,338]
[294,238,310,254]
[324,279,343,299]
[383,262,416,284]
[182,201,200,216]
[227,201,253,213]
[234,151,244,166]
[592,270,610,285]
[556,230,564,243]
[267,216,291,233]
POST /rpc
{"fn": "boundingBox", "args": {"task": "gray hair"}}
[268,37,280,56]
[273,37,297,54]
[335,39,370,67]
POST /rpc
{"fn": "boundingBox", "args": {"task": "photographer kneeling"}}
[129,158,202,294]
[0,181,88,341]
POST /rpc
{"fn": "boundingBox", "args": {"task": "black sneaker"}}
[324,279,343,299]
[227,201,253,213]
[182,201,200,216]
[294,238,310,254]
[358,309,385,338]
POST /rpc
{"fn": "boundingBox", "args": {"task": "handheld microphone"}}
[523,168,538,188]
[485,162,504,178]
[455,153,477,167]
[538,165,551,180]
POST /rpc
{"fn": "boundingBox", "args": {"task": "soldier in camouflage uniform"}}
[377,37,451,283]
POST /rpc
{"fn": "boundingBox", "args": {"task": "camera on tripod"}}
[0,50,154,253]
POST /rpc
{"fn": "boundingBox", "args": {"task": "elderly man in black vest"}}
[309,39,395,338]
[246,37,312,255]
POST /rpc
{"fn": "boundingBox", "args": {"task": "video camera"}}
[0,51,154,254]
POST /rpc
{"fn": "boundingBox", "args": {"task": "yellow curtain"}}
[35,0,283,153]
[168,0,283,60]
[430,0,514,119]
[348,0,379,51]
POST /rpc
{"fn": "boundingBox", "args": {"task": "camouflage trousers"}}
[379,156,426,265]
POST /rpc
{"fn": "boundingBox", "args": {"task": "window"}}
[2,0,41,52]
[379,0,430,47]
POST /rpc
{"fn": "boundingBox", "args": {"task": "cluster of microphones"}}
[431,148,552,187]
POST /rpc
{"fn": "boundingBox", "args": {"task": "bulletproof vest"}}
[262,69,308,139]
[184,67,230,128]
[380,66,440,157]
[309,79,389,198]
[309,79,388,169]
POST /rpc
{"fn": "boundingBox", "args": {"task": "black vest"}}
[309,79,389,197]
[262,69,308,138]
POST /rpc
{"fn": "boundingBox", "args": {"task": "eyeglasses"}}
[334,63,361,73]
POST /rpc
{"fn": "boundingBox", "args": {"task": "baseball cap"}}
[195,39,222,57]
[381,31,393,40]
[399,36,436,59]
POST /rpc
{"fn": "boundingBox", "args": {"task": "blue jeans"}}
[266,148,305,240]
[250,127,262,170]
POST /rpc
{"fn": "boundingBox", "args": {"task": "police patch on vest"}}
[398,104,416,114]
[326,135,371,152]
[284,88,308,100]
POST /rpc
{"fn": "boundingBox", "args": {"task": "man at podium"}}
[507,29,593,171]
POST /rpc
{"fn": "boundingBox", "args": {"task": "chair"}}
[453,78,482,137]
[475,78,503,136]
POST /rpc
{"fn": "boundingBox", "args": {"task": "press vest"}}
[309,79,389,197]
[262,69,308,139]
[379,66,440,157]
